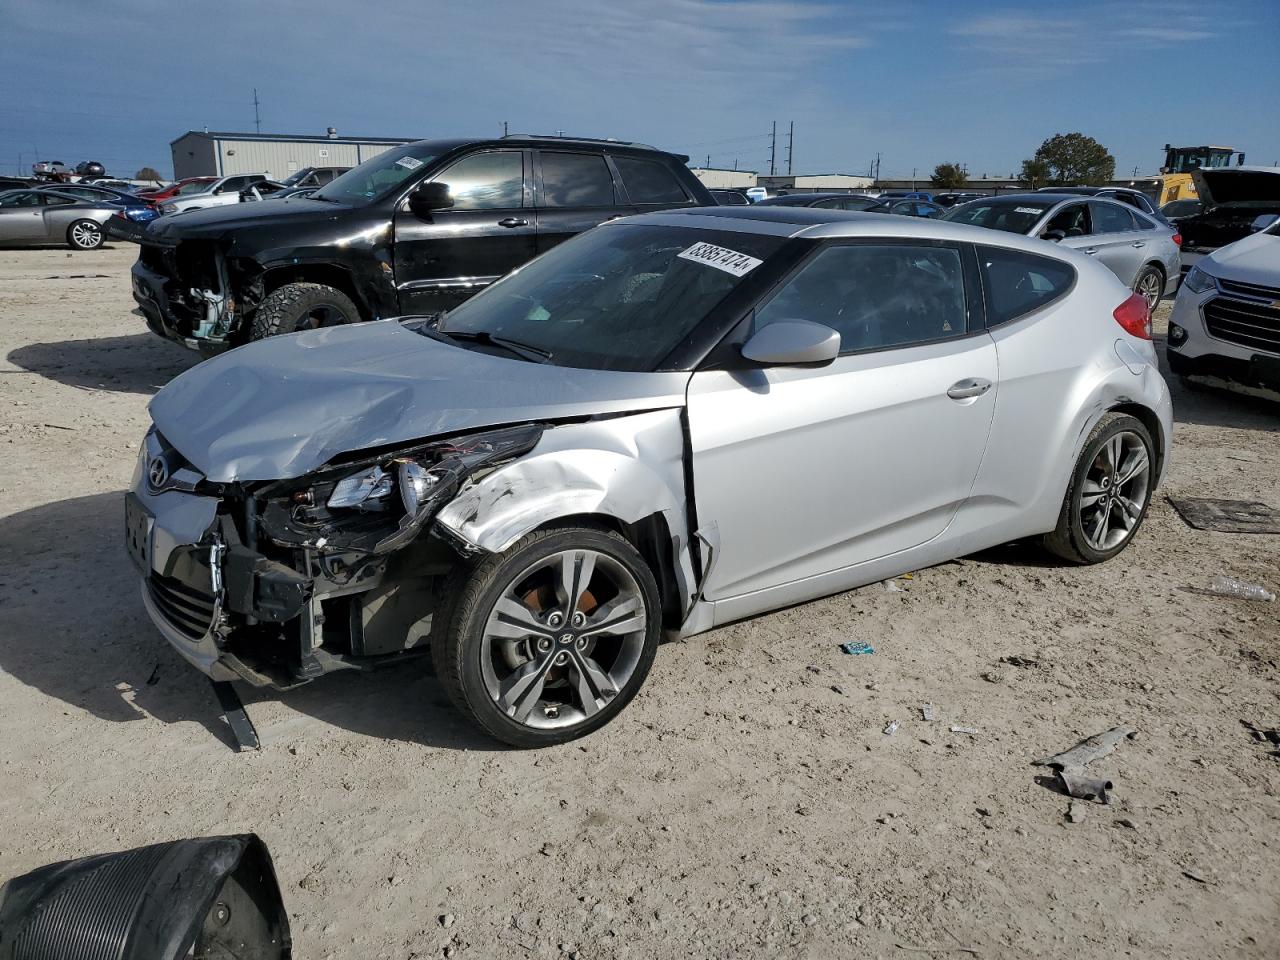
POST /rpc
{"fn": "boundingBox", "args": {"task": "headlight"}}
[328,465,395,509]
[1183,265,1217,294]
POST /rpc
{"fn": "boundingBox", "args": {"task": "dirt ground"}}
[1,242,1278,959]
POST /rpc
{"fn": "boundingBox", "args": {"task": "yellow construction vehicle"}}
[1158,144,1245,205]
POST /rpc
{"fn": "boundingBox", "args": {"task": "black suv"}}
[131,136,713,353]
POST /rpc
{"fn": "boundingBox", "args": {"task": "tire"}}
[1133,264,1164,310]
[249,282,360,340]
[1044,413,1155,564]
[66,219,103,250]
[432,525,662,748]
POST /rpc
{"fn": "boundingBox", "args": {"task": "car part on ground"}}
[943,193,1181,305]
[0,834,290,960]
[1166,215,1280,398]
[0,188,118,249]
[128,135,713,354]
[128,206,1171,746]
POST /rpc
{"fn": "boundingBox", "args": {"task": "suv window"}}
[433,151,523,210]
[614,157,687,204]
[753,243,968,353]
[1092,201,1136,233]
[979,246,1075,326]
[540,152,615,207]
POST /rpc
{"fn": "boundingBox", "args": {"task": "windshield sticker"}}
[1015,206,1043,215]
[394,156,424,170]
[677,241,763,277]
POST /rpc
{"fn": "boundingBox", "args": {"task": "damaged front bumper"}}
[131,244,236,356]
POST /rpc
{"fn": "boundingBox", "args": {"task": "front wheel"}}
[432,526,661,747]
[67,219,103,250]
[250,282,360,340]
[1044,413,1155,564]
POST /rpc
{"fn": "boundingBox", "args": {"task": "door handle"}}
[1131,240,1146,248]
[1082,246,1099,255]
[497,217,528,228]
[947,378,993,400]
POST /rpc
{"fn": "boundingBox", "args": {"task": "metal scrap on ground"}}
[1168,497,1280,534]
[1034,725,1136,804]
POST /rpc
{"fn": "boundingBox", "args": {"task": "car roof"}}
[397,136,689,161]
[756,192,862,205]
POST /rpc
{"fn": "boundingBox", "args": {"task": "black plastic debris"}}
[1168,497,1280,534]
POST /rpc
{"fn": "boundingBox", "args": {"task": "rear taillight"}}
[1171,232,1182,246]
[1113,292,1152,340]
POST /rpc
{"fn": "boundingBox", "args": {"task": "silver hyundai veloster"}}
[128,206,1172,746]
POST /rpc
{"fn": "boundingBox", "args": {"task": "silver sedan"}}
[128,207,1172,747]
[0,188,116,249]
[944,193,1181,309]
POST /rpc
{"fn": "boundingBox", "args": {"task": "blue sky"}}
[2,0,1276,180]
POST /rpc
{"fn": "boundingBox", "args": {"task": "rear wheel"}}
[250,282,360,340]
[67,219,103,250]
[432,525,661,747]
[1044,413,1154,564]
[1133,265,1164,311]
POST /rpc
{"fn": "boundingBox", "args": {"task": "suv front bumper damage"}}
[131,243,236,356]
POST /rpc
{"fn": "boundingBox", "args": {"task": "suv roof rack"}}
[500,133,665,152]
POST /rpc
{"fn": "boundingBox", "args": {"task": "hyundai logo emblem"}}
[148,456,169,490]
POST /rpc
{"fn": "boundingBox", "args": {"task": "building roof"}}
[171,130,415,146]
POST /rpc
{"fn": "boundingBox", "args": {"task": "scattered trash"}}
[883,720,900,736]
[1001,655,1040,669]
[1187,576,1275,602]
[1241,719,1280,757]
[1114,818,1138,830]
[896,572,915,581]
[882,580,902,593]
[805,664,821,674]
[980,670,1004,684]
[949,726,978,735]
[1066,801,1086,823]
[1181,870,1215,885]
[830,684,846,695]
[439,913,455,928]
[894,942,979,956]
[921,703,936,722]
[1168,497,1280,534]
[145,663,160,686]
[840,641,875,656]
[42,422,76,431]
[1057,771,1112,804]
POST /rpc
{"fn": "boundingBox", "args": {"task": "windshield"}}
[176,180,214,195]
[439,223,786,371]
[314,144,440,205]
[280,168,311,187]
[943,200,1052,234]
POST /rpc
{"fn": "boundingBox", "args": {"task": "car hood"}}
[149,321,691,483]
[1204,231,1280,286]
[147,197,349,243]
[1193,167,1280,207]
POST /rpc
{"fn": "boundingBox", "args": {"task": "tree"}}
[135,166,162,181]
[930,162,967,189]
[1024,133,1115,186]
[1018,158,1052,189]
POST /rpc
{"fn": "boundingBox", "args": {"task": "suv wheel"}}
[432,525,661,748]
[67,219,103,250]
[1044,413,1154,564]
[250,282,360,340]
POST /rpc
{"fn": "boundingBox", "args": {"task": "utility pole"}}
[706,154,711,168]
[770,121,777,176]
[786,121,794,175]
[1131,165,1139,177]
[253,88,261,134]
[912,167,917,189]
[733,158,738,171]
[503,120,509,136]
[874,152,881,182]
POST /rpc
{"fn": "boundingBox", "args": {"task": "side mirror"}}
[1250,214,1279,233]
[409,181,453,219]
[741,319,840,367]
[1043,229,1066,242]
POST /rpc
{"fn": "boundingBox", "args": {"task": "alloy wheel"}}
[479,549,647,730]
[71,222,101,248]
[1136,270,1162,310]
[1077,430,1150,552]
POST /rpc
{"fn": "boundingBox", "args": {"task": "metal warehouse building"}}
[170,129,415,180]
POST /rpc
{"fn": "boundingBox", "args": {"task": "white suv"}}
[1166,214,1280,398]
[159,174,267,216]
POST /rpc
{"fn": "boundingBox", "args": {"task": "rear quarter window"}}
[613,157,688,204]
[979,246,1075,326]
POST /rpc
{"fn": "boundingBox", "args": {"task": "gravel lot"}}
[1,242,1278,959]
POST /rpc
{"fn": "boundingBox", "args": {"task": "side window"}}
[614,157,687,204]
[979,245,1075,326]
[1092,202,1136,234]
[2,192,41,208]
[1044,203,1090,237]
[434,151,524,210]
[753,244,968,353]
[41,194,76,206]
[540,152,615,207]
[811,197,844,209]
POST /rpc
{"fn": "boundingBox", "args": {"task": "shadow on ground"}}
[0,492,502,752]
[6,333,199,395]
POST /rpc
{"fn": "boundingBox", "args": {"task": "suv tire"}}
[432,525,661,748]
[250,282,360,340]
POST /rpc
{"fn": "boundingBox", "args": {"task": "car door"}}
[533,150,633,254]
[38,193,83,240]
[0,191,47,241]
[685,239,997,602]
[393,148,535,314]
[1087,201,1145,285]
